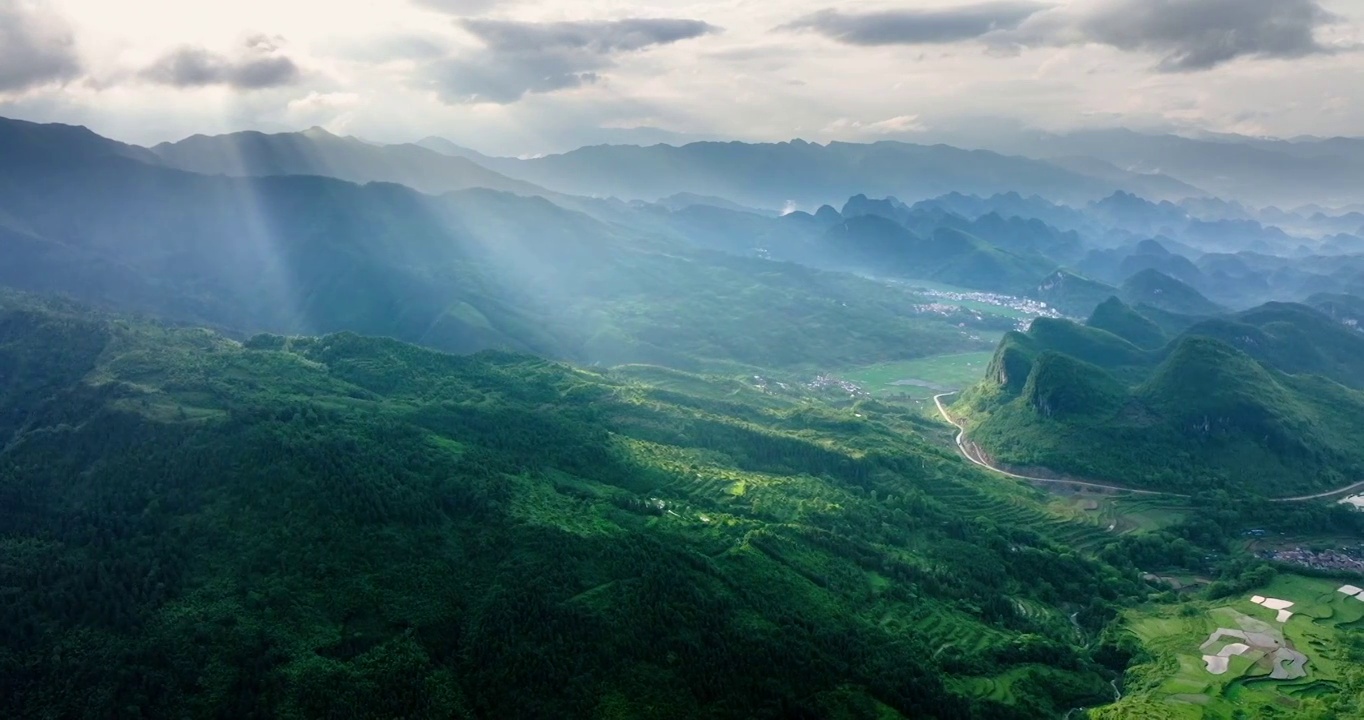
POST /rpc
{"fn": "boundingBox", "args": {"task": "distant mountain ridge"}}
[986,128,1364,208]
[446,138,1204,208]
[151,127,548,197]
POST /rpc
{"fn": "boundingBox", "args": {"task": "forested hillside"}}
[958,300,1364,494]
[0,294,1141,719]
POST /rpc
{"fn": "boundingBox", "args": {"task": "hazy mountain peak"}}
[301,125,339,140]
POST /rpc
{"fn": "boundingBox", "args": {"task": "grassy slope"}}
[0,294,1143,719]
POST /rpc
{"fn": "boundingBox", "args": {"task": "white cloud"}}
[1,0,1359,153]
[285,90,362,129]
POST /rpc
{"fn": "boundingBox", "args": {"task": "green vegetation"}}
[1180,303,1364,390]
[9,118,1364,720]
[1306,292,1364,332]
[1121,269,1226,317]
[1088,297,1169,350]
[0,294,1150,719]
[1029,270,1120,317]
[957,301,1364,495]
[837,352,997,399]
[1098,574,1364,719]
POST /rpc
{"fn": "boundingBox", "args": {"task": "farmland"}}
[839,352,997,400]
[1097,574,1364,718]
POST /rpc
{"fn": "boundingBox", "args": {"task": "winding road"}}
[932,392,1364,504]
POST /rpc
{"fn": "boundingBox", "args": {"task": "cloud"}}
[410,0,505,15]
[0,0,82,92]
[427,18,720,103]
[825,114,929,136]
[329,34,449,63]
[1012,0,1340,71]
[286,91,363,130]
[781,3,1047,46]
[142,36,301,90]
[783,0,1341,72]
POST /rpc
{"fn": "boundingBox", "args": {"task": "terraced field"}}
[1100,575,1364,718]
[949,665,1041,705]
[1043,491,1190,537]
[884,603,1015,658]
[913,474,1118,552]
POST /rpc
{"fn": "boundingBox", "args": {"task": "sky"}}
[1,0,1362,155]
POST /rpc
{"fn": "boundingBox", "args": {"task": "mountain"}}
[966,213,1085,264]
[0,116,159,167]
[151,127,548,197]
[822,215,1058,293]
[0,292,1137,719]
[651,192,779,216]
[1119,269,1226,316]
[991,128,1364,208]
[1179,302,1364,389]
[413,135,494,163]
[0,117,994,371]
[958,301,1364,494]
[1076,239,1205,291]
[1195,251,1364,308]
[464,139,1204,209]
[599,194,1072,295]
[1086,191,1190,235]
[1086,298,1168,350]
[1027,270,1120,317]
[911,192,1097,235]
[1307,292,1364,332]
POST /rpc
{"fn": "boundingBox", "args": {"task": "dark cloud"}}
[142,38,301,90]
[782,0,1340,72]
[428,18,719,103]
[459,18,719,53]
[1031,0,1340,71]
[0,0,82,92]
[780,3,1047,46]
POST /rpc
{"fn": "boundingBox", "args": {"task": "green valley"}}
[0,293,1145,719]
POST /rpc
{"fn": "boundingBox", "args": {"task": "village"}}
[1259,546,1364,575]
[918,287,1059,316]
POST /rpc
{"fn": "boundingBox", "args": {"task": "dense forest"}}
[0,293,1153,719]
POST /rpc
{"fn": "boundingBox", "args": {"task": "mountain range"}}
[7,111,1364,719]
[964,127,1364,209]
[0,117,1002,372]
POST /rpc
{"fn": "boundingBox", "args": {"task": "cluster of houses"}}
[1261,546,1364,574]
